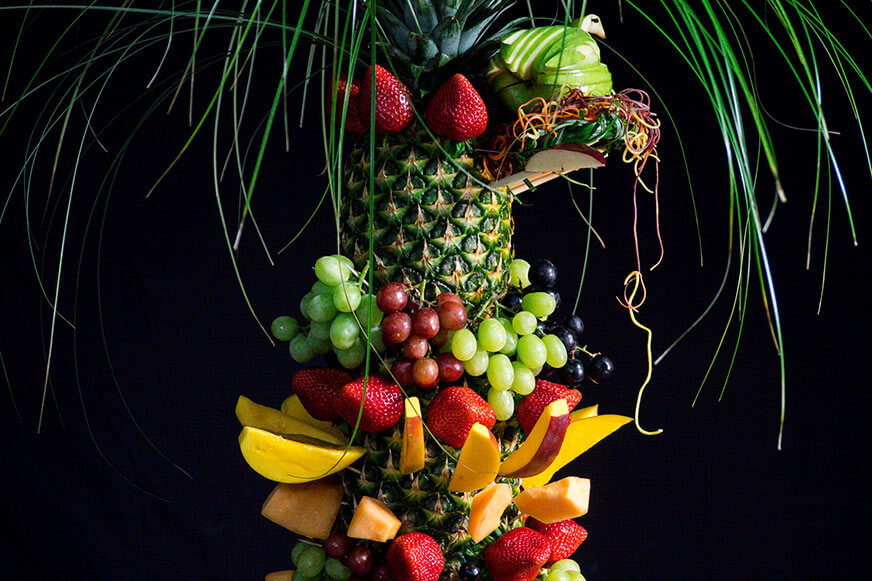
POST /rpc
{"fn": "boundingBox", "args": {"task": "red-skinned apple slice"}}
[399,397,426,475]
[498,399,570,478]
[448,422,501,493]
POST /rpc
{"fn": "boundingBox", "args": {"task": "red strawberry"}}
[425,74,488,141]
[484,527,551,581]
[516,380,582,434]
[292,367,353,421]
[525,517,588,565]
[332,76,365,134]
[358,65,413,135]
[425,386,496,448]
[334,375,403,432]
[386,532,444,581]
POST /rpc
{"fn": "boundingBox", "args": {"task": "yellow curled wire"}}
[617,271,664,437]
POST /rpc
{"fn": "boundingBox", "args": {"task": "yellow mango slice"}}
[400,397,426,475]
[261,478,343,539]
[236,395,347,446]
[280,394,346,436]
[265,571,294,581]
[347,496,402,543]
[521,414,631,489]
[513,476,590,524]
[448,422,501,493]
[238,426,366,483]
[499,399,570,478]
[468,483,513,543]
[572,404,599,420]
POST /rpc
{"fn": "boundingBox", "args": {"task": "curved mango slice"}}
[236,395,347,446]
[239,426,366,483]
[521,414,632,489]
[280,394,347,439]
[448,422,501,493]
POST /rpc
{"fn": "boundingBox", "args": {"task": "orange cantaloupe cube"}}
[261,478,343,539]
[265,571,294,581]
[513,476,590,524]
[346,496,402,543]
[468,483,513,543]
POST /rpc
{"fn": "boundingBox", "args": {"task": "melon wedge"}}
[265,571,294,581]
[238,426,366,483]
[524,144,606,173]
[347,496,402,543]
[468,483,513,543]
[499,399,570,478]
[400,397,425,475]
[236,395,347,446]
[521,414,631,489]
[261,477,343,539]
[448,422,501,493]
[513,476,590,524]
[281,394,346,438]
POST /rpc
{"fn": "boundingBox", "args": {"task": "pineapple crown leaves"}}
[371,0,522,93]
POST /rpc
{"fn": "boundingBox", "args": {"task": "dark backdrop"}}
[2,2,869,580]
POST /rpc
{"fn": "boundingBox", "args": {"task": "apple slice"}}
[498,399,570,478]
[236,395,347,446]
[448,422,501,493]
[238,426,366,483]
[523,144,606,173]
[513,476,590,524]
[400,397,426,475]
[521,413,632,489]
[468,483,513,543]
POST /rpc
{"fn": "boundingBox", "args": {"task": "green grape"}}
[295,544,326,577]
[546,572,572,581]
[363,326,387,352]
[324,558,351,580]
[289,335,315,363]
[542,334,568,368]
[550,560,581,574]
[464,349,490,377]
[291,541,307,566]
[509,258,531,288]
[299,291,316,320]
[567,573,586,581]
[335,338,366,369]
[306,334,332,356]
[314,255,350,286]
[311,280,334,295]
[487,353,514,391]
[335,254,355,272]
[451,328,478,361]
[512,311,538,335]
[309,320,332,341]
[308,293,339,322]
[511,361,536,395]
[498,317,519,355]
[477,318,507,352]
[332,282,362,313]
[521,292,557,319]
[271,316,299,342]
[353,294,383,329]
[291,571,318,581]
[487,387,515,421]
[329,313,359,350]
[517,334,548,370]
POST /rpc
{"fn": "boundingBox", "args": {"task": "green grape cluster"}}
[274,254,387,369]
[291,541,351,580]
[541,559,586,581]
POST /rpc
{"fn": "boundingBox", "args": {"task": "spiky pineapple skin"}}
[341,126,513,311]
[340,421,525,580]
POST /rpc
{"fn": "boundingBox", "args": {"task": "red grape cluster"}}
[323,531,391,579]
[376,282,469,390]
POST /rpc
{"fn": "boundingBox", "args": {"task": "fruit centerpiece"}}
[236,4,641,580]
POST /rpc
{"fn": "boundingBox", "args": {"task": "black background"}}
[2,2,870,579]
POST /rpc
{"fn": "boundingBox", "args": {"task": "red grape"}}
[436,292,463,306]
[436,352,464,383]
[403,299,421,318]
[438,300,467,331]
[390,358,415,386]
[324,531,351,558]
[370,563,392,581]
[376,282,408,313]
[412,308,440,339]
[402,334,429,360]
[345,544,373,576]
[430,326,450,349]
[381,311,412,344]
[412,357,439,389]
